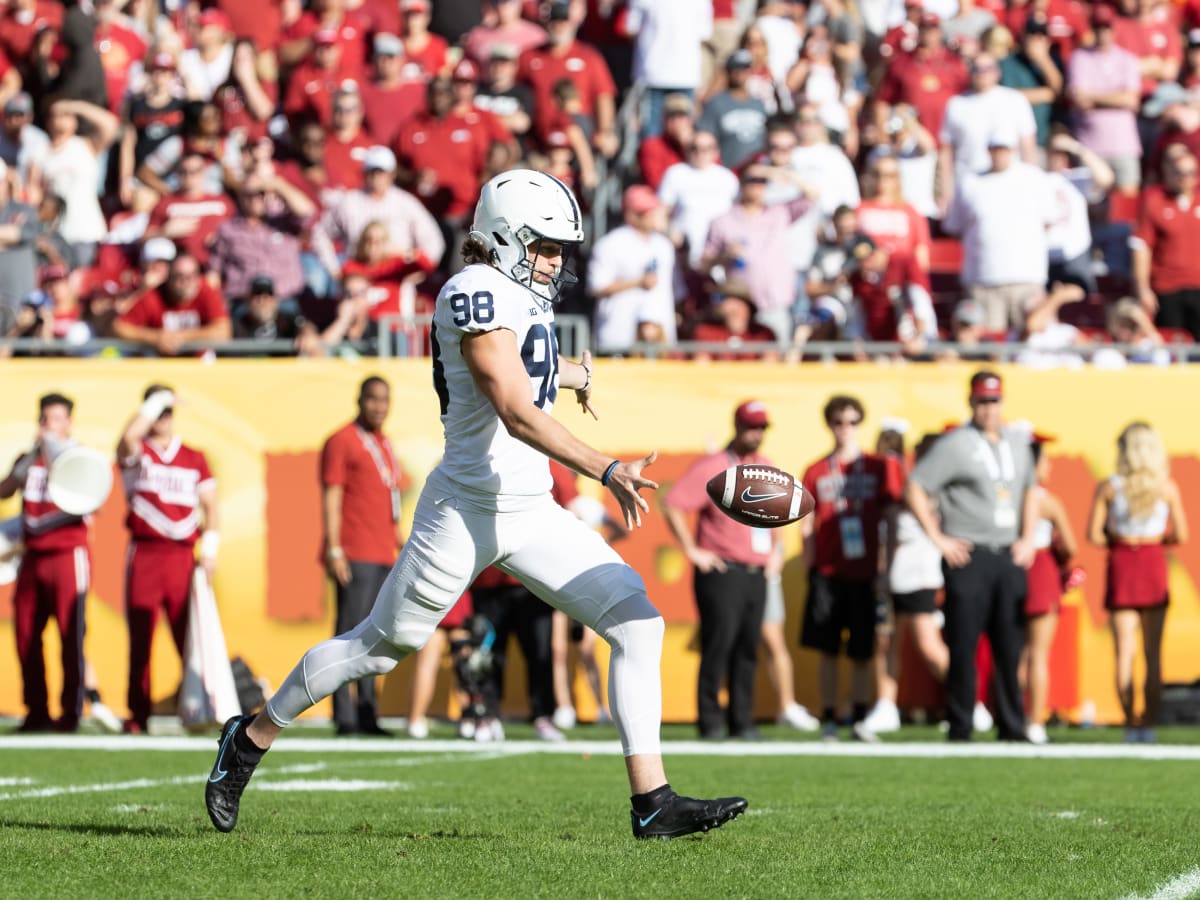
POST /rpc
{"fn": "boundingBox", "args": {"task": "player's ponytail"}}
[460,235,493,266]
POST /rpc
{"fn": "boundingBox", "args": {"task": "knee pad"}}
[596,593,664,654]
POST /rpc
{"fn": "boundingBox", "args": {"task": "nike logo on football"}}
[741,487,788,503]
[209,722,239,782]
[638,809,663,827]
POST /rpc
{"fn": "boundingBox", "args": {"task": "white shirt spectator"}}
[588,224,678,354]
[943,161,1053,286]
[882,0,960,29]
[627,0,713,90]
[0,123,48,188]
[940,86,1036,178]
[1045,170,1092,263]
[658,160,739,269]
[42,136,107,243]
[784,141,860,270]
[755,14,804,82]
[179,44,234,102]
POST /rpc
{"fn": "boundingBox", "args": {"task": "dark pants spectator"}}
[471,583,555,721]
[942,547,1026,741]
[694,562,766,739]
[1155,288,1200,340]
[332,560,390,731]
[1048,252,1097,296]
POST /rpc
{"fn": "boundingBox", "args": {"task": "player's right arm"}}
[462,327,658,528]
[117,390,174,465]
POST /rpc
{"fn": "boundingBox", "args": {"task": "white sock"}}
[593,595,664,757]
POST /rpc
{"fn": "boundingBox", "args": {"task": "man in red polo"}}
[876,13,968,147]
[1133,149,1200,339]
[113,251,231,355]
[280,0,367,82]
[142,151,235,266]
[661,401,782,741]
[283,29,351,129]
[321,376,411,736]
[361,32,426,147]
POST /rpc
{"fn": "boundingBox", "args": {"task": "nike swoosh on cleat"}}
[209,722,239,783]
[638,809,662,827]
[740,488,788,503]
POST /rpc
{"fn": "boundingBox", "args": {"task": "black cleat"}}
[205,714,264,833]
[631,793,748,840]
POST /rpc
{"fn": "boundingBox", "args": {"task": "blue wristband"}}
[600,460,620,486]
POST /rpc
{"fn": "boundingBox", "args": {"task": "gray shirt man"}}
[910,423,1036,547]
[0,199,38,322]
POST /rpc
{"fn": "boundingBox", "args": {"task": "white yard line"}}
[1123,867,1200,900]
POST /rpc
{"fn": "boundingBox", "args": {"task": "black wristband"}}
[600,460,620,486]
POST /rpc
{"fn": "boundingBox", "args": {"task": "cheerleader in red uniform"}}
[1020,434,1077,744]
[1088,422,1188,743]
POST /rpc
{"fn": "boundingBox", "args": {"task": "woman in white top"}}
[1087,422,1188,742]
[41,99,120,267]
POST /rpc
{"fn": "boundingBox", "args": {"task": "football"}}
[705,464,813,528]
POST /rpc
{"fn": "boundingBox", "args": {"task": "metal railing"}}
[374,314,591,360]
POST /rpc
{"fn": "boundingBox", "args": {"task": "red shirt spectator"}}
[284,7,368,82]
[1115,10,1183,98]
[519,37,617,138]
[324,88,374,191]
[1006,0,1089,61]
[275,124,331,211]
[0,0,62,62]
[20,445,88,553]
[880,0,923,60]
[857,194,931,276]
[320,419,410,566]
[215,0,283,51]
[283,36,351,129]
[146,175,236,267]
[341,219,437,323]
[213,41,279,145]
[360,32,426,146]
[1134,180,1200,295]
[850,250,927,341]
[400,0,449,77]
[877,22,968,146]
[801,451,904,581]
[95,16,148,116]
[690,287,778,360]
[122,438,214,546]
[118,279,228,332]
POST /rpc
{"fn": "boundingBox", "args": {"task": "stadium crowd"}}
[0,0,1199,361]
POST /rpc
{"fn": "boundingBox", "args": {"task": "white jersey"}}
[431,263,557,505]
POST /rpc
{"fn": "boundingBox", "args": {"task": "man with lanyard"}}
[320,375,411,736]
[662,400,781,741]
[800,396,904,741]
[906,370,1038,742]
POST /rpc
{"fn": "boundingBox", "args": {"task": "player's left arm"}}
[559,349,597,419]
[197,480,219,579]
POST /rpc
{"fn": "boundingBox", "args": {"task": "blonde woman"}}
[1088,423,1188,742]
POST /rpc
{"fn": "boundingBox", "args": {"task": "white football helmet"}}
[469,169,584,301]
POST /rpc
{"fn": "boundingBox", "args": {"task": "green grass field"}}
[1,724,1198,900]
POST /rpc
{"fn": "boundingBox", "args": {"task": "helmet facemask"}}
[510,227,579,302]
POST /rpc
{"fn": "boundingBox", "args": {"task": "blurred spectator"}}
[41,99,119,267]
[875,13,968,154]
[1132,149,1200,338]
[180,8,234,102]
[33,191,67,267]
[1145,86,1200,180]
[587,184,677,354]
[341,219,436,330]
[463,0,547,66]
[119,54,184,210]
[997,19,1064,149]
[208,174,307,305]
[868,105,938,218]
[791,101,861,234]
[625,0,712,138]
[519,1,619,157]
[113,251,231,355]
[360,33,427,147]
[280,0,368,81]
[323,86,373,192]
[943,0,998,55]
[662,399,780,741]
[0,92,47,197]
[1183,27,1200,88]
[638,93,694,190]
[939,52,1038,189]
[658,129,739,270]
[10,262,90,344]
[275,122,330,211]
[804,203,862,332]
[879,0,925,61]
[935,297,999,359]
[34,0,106,110]
[1003,0,1089,62]
[310,145,444,283]
[843,234,939,352]
[401,0,450,79]
[698,49,768,169]
[800,395,904,742]
[1045,133,1110,294]
[284,30,352,131]
[1113,0,1181,101]
[0,158,38,321]
[943,128,1053,334]
[474,43,536,150]
[0,0,62,65]
[689,278,779,361]
[785,24,861,154]
[137,101,229,199]
[703,164,815,343]
[536,77,598,189]
[213,0,283,64]
[756,0,805,83]
[449,59,518,172]
[702,23,782,115]
[701,0,744,89]
[1087,421,1187,743]
[858,153,932,275]
[1068,5,1142,194]
[1016,281,1090,367]
[143,150,235,268]
[1093,296,1171,366]
[231,274,308,349]
[212,39,277,148]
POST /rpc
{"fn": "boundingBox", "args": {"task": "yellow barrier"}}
[1,359,1198,727]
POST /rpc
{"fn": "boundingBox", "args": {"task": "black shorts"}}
[892,589,938,615]
[800,572,876,660]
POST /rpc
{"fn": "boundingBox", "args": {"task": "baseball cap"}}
[953,299,985,326]
[489,42,519,61]
[313,27,339,46]
[148,51,176,71]
[663,93,693,117]
[40,263,68,284]
[986,125,1018,149]
[623,184,662,214]
[842,233,877,268]
[726,48,753,70]
[452,58,479,82]
[197,8,231,31]
[1024,15,1049,36]
[250,275,275,295]
[734,400,770,429]
[969,370,1004,400]
[141,237,177,264]
[1143,80,1190,118]
[4,92,32,115]
[546,0,572,21]
[716,279,754,302]
[1189,28,1200,48]
[362,144,397,172]
[374,32,402,56]
[1091,4,1116,27]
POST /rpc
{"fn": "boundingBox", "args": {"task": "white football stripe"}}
[789,486,802,520]
[722,466,736,508]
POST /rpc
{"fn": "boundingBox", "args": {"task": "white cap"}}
[141,237,177,263]
[362,145,397,172]
[879,416,910,435]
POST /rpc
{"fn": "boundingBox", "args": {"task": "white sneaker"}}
[777,703,820,732]
[457,719,476,740]
[89,701,123,734]
[1025,723,1048,744]
[533,716,566,742]
[973,702,994,733]
[862,700,901,734]
[474,718,505,743]
[851,721,880,743]
[406,718,429,739]
[552,705,576,731]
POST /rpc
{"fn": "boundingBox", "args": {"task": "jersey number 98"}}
[449,290,495,326]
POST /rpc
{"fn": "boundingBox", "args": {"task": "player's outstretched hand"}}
[606,451,659,529]
[575,350,598,420]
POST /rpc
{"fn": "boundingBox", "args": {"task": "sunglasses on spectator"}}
[1171,166,1199,177]
[180,166,205,175]
[171,269,199,280]
[334,105,359,114]
[242,189,266,198]
[873,168,899,177]
[768,142,794,152]
[972,63,998,73]
[798,114,820,123]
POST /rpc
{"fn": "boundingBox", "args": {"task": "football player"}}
[205,169,747,840]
